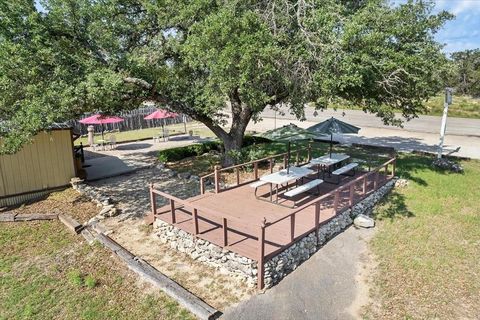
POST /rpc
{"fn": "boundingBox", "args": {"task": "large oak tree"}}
[0,0,451,165]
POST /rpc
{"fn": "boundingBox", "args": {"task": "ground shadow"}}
[372,190,414,221]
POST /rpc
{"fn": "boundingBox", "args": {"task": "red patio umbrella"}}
[79,114,124,140]
[144,109,179,141]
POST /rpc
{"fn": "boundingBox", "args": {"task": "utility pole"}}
[437,87,453,159]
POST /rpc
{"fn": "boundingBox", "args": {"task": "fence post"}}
[363,176,367,195]
[290,214,295,242]
[257,218,266,290]
[392,159,396,178]
[315,202,320,245]
[223,218,228,246]
[192,208,199,236]
[236,167,240,185]
[333,190,340,214]
[170,199,176,223]
[374,171,379,190]
[349,184,355,208]
[269,158,274,173]
[254,162,259,180]
[200,177,205,195]
[147,183,157,225]
[214,165,221,193]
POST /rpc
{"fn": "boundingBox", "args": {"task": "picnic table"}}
[259,166,314,203]
[308,153,350,178]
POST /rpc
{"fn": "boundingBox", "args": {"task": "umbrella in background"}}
[144,109,179,141]
[307,117,360,157]
[79,114,124,141]
[259,123,319,173]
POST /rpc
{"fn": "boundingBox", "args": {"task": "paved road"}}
[222,227,374,320]
[261,107,480,137]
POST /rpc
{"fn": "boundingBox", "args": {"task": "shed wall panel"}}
[0,130,76,198]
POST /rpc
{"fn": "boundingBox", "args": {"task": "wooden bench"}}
[250,180,269,198]
[330,162,358,184]
[284,179,323,207]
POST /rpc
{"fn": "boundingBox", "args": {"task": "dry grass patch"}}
[1,188,98,223]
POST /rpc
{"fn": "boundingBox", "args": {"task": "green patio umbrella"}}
[259,123,319,173]
[307,117,360,157]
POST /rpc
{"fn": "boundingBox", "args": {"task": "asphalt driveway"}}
[222,226,375,320]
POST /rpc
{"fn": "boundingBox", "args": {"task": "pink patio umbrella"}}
[79,114,124,141]
[144,109,179,141]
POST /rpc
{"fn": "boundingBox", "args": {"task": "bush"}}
[242,134,270,147]
[158,141,222,162]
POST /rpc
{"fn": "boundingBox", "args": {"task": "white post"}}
[437,88,453,159]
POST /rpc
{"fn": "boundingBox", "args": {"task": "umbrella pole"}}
[162,121,165,142]
[330,133,333,158]
[287,141,291,174]
[101,124,105,141]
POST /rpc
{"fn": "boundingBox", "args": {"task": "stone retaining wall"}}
[152,179,396,289]
[153,220,258,286]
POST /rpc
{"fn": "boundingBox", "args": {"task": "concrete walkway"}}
[222,226,375,320]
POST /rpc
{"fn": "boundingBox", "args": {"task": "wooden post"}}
[363,176,367,195]
[214,165,221,193]
[315,202,320,245]
[222,218,228,246]
[170,199,176,224]
[257,218,266,290]
[307,144,312,161]
[283,154,288,168]
[192,208,199,236]
[374,171,379,190]
[333,190,340,214]
[290,214,295,242]
[269,158,274,173]
[200,177,205,194]
[392,159,396,177]
[150,183,156,216]
[236,167,240,185]
[349,184,355,208]
[254,162,259,180]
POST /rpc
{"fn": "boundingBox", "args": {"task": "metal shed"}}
[0,125,76,207]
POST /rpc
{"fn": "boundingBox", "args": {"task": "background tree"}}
[449,49,480,97]
[0,0,451,165]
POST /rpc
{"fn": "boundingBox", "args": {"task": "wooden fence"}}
[199,145,313,194]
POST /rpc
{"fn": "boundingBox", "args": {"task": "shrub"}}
[242,135,270,147]
[67,270,83,287]
[84,275,97,289]
[157,141,222,162]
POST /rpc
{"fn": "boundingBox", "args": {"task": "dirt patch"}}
[101,216,255,311]
[0,188,99,223]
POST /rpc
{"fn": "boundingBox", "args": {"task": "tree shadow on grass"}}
[373,190,414,221]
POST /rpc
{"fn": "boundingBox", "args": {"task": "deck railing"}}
[150,156,396,290]
[199,145,312,194]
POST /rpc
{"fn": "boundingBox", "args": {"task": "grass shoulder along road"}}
[364,155,480,319]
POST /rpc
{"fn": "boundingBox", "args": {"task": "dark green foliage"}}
[157,141,222,162]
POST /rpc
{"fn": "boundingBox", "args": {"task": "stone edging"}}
[70,178,120,224]
[153,178,397,289]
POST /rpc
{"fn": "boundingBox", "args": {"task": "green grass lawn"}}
[365,155,480,319]
[74,121,215,146]
[0,221,193,320]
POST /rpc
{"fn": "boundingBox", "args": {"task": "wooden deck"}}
[152,172,389,261]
